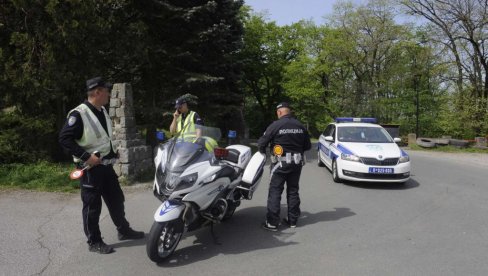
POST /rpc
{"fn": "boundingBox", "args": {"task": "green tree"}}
[239,11,301,137]
[129,0,245,144]
[0,0,140,162]
[0,0,245,163]
[402,0,488,136]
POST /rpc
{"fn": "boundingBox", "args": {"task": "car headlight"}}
[341,153,360,162]
[399,155,409,163]
[175,172,198,191]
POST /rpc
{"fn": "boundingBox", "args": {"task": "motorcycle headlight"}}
[341,153,360,162]
[175,172,198,191]
[399,155,410,163]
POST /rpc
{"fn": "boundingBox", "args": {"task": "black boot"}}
[88,240,114,254]
[261,220,278,232]
[282,218,297,228]
[118,227,145,240]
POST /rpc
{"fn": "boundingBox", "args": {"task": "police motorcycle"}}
[147,125,266,263]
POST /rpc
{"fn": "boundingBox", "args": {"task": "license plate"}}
[369,167,394,174]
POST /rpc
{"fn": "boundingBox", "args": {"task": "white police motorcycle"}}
[146,126,266,263]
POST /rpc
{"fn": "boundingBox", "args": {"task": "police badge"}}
[68,116,77,126]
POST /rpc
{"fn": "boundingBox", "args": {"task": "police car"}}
[317,118,410,183]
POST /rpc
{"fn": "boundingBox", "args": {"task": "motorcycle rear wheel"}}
[146,220,183,263]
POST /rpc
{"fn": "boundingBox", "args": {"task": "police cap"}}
[175,96,188,108]
[276,102,291,110]
[86,77,113,91]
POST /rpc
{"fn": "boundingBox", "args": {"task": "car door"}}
[319,124,335,168]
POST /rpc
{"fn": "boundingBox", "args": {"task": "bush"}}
[0,111,55,164]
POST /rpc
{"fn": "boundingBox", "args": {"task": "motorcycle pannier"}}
[239,152,266,199]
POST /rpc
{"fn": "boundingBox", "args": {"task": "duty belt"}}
[270,153,304,175]
[271,152,302,164]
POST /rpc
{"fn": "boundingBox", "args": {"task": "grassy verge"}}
[408,144,488,153]
[0,162,80,192]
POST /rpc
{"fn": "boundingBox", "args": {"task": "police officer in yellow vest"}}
[59,77,144,254]
[170,95,204,141]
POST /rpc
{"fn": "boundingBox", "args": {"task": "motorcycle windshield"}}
[157,125,222,194]
[166,142,206,172]
[166,125,221,170]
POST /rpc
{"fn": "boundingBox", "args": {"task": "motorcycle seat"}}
[216,166,238,181]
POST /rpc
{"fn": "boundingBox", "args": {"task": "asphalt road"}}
[1,150,488,276]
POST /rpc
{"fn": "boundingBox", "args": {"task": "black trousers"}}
[80,164,130,244]
[266,162,303,226]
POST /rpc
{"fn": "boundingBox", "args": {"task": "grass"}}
[0,161,155,192]
[408,143,488,153]
[0,161,80,192]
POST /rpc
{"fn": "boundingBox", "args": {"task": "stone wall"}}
[109,83,152,180]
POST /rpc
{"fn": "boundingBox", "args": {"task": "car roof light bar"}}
[335,117,377,123]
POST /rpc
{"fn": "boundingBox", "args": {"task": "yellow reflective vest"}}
[68,103,116,162]
[176,111,197,139]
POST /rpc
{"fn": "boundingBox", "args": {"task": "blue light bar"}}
[335,117,377,123]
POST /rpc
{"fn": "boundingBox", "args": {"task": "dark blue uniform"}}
[59,100,134,246]
[258,113,311,227]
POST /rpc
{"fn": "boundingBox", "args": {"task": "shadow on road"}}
[342,177,420,190]
[157,206,354,267]
[111,234,148,249]
[297,207,355,227]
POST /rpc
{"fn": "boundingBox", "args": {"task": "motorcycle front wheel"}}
[146,219,183,263]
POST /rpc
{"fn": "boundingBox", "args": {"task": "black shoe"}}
[88,241,114,254]
[282,218,297,228]
[261,221,278,232]
[118,228,145,240]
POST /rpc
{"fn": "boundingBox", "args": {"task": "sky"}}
[244,0,368,26]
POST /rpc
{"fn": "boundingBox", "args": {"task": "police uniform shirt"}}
[258,114,312,154]
[59,100,116,161]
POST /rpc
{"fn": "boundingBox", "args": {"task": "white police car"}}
[317,118,410,183]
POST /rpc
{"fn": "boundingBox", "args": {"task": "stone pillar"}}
[407,133,416,147]
[109,83,152,181]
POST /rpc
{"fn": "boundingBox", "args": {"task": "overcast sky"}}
[244,0,368,26]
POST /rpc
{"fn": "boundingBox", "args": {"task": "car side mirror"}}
[393,137,402,143]
[325,136,334,142]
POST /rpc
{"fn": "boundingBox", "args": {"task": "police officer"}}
[169,95,204,139]
[59,77,144,254]
[258,102,311,231]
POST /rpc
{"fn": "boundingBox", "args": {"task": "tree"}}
[0,0,245,163]
[0,0,141,162]
[129,0,245,141]
[239,11,301,137]
[402,0,488,136]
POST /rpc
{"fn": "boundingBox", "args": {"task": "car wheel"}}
[332,159,342,183]
[317,151,325,167]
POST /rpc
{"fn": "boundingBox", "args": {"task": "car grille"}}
[342,170,410,179]
[361,157,399,166]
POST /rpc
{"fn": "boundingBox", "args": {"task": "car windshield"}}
[337,126,393,143]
